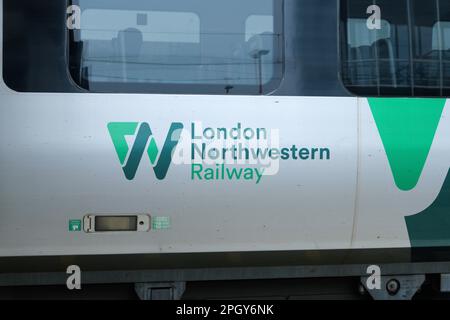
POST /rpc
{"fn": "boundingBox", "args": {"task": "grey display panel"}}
[94,216,138,232]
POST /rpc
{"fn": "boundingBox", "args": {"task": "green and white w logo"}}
[108,122,184,180]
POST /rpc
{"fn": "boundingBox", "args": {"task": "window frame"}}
[65,0,285,95]
[337,0,450,98]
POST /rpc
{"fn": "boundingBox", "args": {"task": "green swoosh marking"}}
[368,98,446,191]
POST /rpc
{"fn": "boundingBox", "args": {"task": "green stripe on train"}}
[368,98,446,191]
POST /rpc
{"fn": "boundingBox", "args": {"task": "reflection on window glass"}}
[340,0,450,97]
[68,0,282,94]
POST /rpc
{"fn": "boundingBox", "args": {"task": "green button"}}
[69,220,82,232]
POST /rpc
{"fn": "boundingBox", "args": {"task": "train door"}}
[340,0,450,249]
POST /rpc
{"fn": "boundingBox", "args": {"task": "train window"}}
[67,0,283,95]
[340,0,450,97]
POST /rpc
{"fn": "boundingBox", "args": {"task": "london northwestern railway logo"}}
[108,122,332,183]
[108,122,184,180]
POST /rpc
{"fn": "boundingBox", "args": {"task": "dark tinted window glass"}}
[340,0,450,97]
[68,0,283,95]
[439,1,450,93]
[3,1,75,92]
[4,0,349,97]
